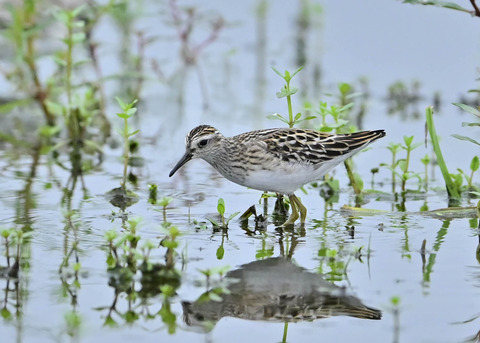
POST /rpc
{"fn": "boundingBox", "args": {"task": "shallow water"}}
[1,1,480,343]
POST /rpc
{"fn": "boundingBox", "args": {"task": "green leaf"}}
[453,173,463,188]
[217,198,225,216]
[420,154,430,165]
[72,32,86,43]
[54,10,70,24]
[71,5,86,17]
[0,98,32,113]
[162,240,178,249]
[338,102,354,113]
[0,307,11,320]
[207,291,223,302]
[45,100,65,116]
[402,0,469,12]
[451,134,480,146]
[271,66,284,79]
[461,122,480,127]
[158,196,173,207]
[206,218,220,227]
[104,315,117,327]
[124,310,139,323]
[403,135,414,147]
[290,66,303,78]
[453,102,480,118]
[266,113,289,124]
[289,86,298,95]
[115,96,127,110]
[471,156,479,172]
[226,212,240,224]
[338,82,351,95]
[127,129,140,137]
[126,108,137,116]
[390,296,400,306]
[353,172,364,192]
[216,245,224,260]
[106,253,116,268]
[411,142,423,150]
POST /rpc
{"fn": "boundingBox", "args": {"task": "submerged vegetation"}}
[0,1,478,342]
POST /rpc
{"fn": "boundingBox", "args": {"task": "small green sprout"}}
[207,198,240,228]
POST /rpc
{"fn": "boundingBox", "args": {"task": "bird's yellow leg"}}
[282,195,299,226]
[292,194,307,225]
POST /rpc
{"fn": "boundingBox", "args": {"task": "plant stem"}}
[122,116,129,188]
[25,28,55,126]
[402,146,411,193]
[282,322,289,342]
[344,159,361,194]
[425,106,460,199]
[286,79,294,127]
[392,150,397,193]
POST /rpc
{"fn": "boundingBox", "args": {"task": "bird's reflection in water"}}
[182,258,381,330]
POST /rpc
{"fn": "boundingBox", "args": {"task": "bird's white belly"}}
[239,164,319,194]
[227,151,355,194]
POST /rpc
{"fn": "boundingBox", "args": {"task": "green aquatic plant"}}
[2,3,111,175]
[207,198,240,228]
[158,196,174,222]
[315,101,353,132]
[420,154,431,191]
[268,66,316,127]
[398,135,422,193]
[384,142,402,193]
[451,103,480,145]
[160,223,181,268]
[457,156,480,193]
[425,106,461,201]
[2,1,56,126]
[115,97,140,189]
[402,0,480,17]
[148,184,158,204]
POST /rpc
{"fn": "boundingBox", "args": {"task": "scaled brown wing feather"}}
[260,129,385,165]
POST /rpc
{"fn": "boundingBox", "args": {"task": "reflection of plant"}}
[390,295,401,343]
[102,220,182,331]
[420,154,430,191]
[197,265,231,291]
[317,245,362,282]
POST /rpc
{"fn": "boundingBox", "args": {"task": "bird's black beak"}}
[169,150,193,177]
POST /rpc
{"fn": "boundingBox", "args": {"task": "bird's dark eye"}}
[198,139,209,148]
